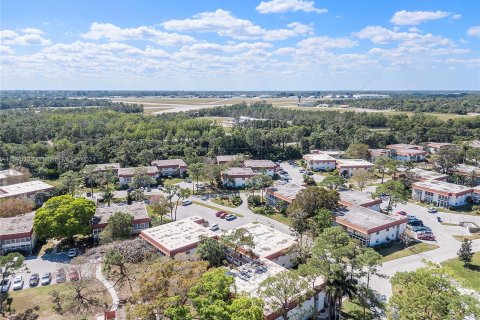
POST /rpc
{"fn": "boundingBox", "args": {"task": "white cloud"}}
[355,26,453,47]
[81,22,195,45]
[391,10,450,25]
[256,0,327,14]
[467,25,480,37]
[0,29,50,45]
[162,9,311,41]
[20,28,44,35]
[452,14,462,20]
[0,45,14,55]
[408,27,421,33]
[297,36,357,50]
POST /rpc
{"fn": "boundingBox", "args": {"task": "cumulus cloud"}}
[0,29,50,45]
[162,9,311,41]
[467,25,480,37]
[391,10,450,25]
[355,26,453,47]
[256,0,327,14]
[81,22,195,45]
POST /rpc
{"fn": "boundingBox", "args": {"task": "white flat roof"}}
[0,212,35,236]
[222,167,256,176]
[228,258,324,317]
[224,222,296,259]
[336,159,373,167]
[412,180,473,195]
[243,160,276,168]
[303,153,336,162]
[398,167,448,181]
[84,163,120,172]
[151,159,187,167]
[456,164,480,175]
[140,216,216,256]
[336,206,407,234]
[0,169,23,180]
[267,183,304,203]
[339,190,382,207]
[228,258,286,297]
[0,180,54,198]
[118,166,159,176]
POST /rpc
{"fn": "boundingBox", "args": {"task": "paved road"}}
[370,200,480,301]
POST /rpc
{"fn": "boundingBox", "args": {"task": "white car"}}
[12,275,23,291]
[182,199,192,206]
[210,224,220,231]
[427,207,437,213]
[68,248,77,258]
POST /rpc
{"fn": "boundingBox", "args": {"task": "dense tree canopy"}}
[33,195,96,239]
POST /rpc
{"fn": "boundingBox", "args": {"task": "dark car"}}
[437,216,442,222]
[56,269,66,284]
[29,273,40,287]
[1,279,10,293]
[41,272,52,286]
[408,219,424,227]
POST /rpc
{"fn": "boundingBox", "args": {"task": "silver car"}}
[12,275,23,291]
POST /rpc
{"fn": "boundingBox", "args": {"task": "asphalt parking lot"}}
[3,252,75,292]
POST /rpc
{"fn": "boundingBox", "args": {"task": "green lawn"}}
[210,197,242,208]
[376,241,439,262]
[441,252,480,292]
[440,222,459,226]
[8,281,110,319]
[192,201,243,217]
[163,178,184,186]
[453,234,480,241]
[342,300,372,320]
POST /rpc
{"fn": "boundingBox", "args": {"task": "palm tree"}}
[163,184,180,220]
[102,186,114,207]
[176,188,191,220]
[189,163,203,194]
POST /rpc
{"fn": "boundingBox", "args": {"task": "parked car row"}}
[406,215,436,241]
[1,267,80,293]
[215,211,237,221]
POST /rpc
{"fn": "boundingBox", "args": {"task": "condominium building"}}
[221,167,257,188]
[335,159,374,178]
[0,212,36,255]
[0,180,54,199]
[243,160,276,177]
[151,159,188,177]
[335,206,407,246]
[117,166,159,185]
[411,180,473,208]
[302,154,336,171]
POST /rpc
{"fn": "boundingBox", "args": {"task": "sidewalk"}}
[95,263,119,311]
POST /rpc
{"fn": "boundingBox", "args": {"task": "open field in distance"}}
[111,97,480,120]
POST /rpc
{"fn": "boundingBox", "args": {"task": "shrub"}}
[230,195,243,206]
[248,195,262,207]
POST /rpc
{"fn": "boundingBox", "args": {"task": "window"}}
[386,228,389,231]
[376,231,379,235]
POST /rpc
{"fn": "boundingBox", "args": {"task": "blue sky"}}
[1,0,479,90]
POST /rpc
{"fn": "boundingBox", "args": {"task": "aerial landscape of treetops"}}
[0,100,479,180]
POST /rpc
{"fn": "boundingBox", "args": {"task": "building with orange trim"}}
[91,202,151,239]
[386,144,426,162]
[139,216,217,257]
[223,222,297,268]
[412,180,473,208]
[1,212,36,255]
[335,206,407,246]
[151,159,187,177]
[221,167,257,188]
[243,160,276,177]
[302,153,336,171]
[336,159,374,178]
[338,190,382,211]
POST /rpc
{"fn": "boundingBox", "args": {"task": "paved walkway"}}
[95,263,119,311]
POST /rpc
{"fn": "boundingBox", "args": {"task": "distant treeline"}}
[0,96,143,113]
[330,94,480,114]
